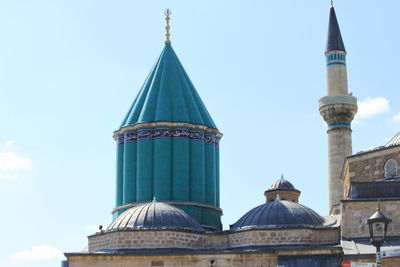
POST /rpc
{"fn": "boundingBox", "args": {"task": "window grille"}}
[384,159,397,178]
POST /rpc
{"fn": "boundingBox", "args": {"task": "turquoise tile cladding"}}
[114,44,222,230]
[119,44,217,129]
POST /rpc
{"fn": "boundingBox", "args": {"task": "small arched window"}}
[384,159,397,178]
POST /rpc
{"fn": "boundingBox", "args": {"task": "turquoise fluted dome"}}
[113,43,222,231]
[120,44,217,129]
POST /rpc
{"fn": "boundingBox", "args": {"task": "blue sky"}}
[1,1,400,267]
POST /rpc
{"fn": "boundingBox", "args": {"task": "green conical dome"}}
[113,43,222,231]
[120,44,217,129]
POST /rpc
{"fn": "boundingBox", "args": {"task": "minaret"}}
[113,10,223,230]
[319,3,357,215]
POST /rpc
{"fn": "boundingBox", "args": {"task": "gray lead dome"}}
[107,201,203,231]
[268,176,298,191]
[230,199,325,230]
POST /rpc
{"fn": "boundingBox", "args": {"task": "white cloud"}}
[5,140,14,147]
[394,113,400,122]
[0,173,18,181]
[0,152,31,180]
[357,97,389,118]
[86,225,101,232]
[0,152,31,171]
[9,245,63,261]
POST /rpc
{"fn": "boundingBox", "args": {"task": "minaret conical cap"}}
[326,5,346,52]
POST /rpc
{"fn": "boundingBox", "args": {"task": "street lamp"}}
[367,207,391,267]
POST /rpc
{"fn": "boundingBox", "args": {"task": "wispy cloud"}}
[0,152,31,180]
[394,113,400,122]
[5,140,14,147]
[9,245,63,261]
[0,152,31,171]
[356,97,389,119]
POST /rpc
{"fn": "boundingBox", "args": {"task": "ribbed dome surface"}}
[107,201,203,231]
[268,176,297,191]
[230,199,325,230]
[120,44,217,129]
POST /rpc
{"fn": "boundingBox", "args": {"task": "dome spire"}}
[330,0,333,7]
[164,9,172,44]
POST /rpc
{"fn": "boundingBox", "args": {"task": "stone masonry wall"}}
[341,200,400,239]
[343,147,400,198]
[68,248,343,267]
[68,253,277,267]
[89,227,340,252]
[349,150,400,181]
[228,228,339,248]
[203,232,229,248]
[89,231,205,252]
[265,191,299,203]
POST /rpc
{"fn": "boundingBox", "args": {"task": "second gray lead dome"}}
[230,198,325,230]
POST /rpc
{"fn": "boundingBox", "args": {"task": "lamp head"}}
[367,208,391,247]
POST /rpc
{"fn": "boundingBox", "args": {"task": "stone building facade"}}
[63,4,400,267]
[339,136,400,264]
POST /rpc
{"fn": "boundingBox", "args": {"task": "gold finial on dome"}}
[164,9,172,44]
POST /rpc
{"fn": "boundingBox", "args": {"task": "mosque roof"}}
[352,131,400,156]
[107,201,204,231]
[326,5,346,52]
[119,44,217,130]
[230,198,325,230]
[385,131,400,147]
[266,175,299,192]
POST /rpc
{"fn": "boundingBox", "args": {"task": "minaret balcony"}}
[319,95,357,108]
[319,95,358,127]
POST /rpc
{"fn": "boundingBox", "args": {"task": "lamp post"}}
[367,207,391,267]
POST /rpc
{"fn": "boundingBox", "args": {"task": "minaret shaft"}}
[327,126,352,210]
[326,52,348,96]
[319,6,357,215]
[320,51,357,214]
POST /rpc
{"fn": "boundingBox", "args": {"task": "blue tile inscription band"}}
[326,53,346,66]
[328,122,351,127]
[117,128,220,146]
[327,62,346,66]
